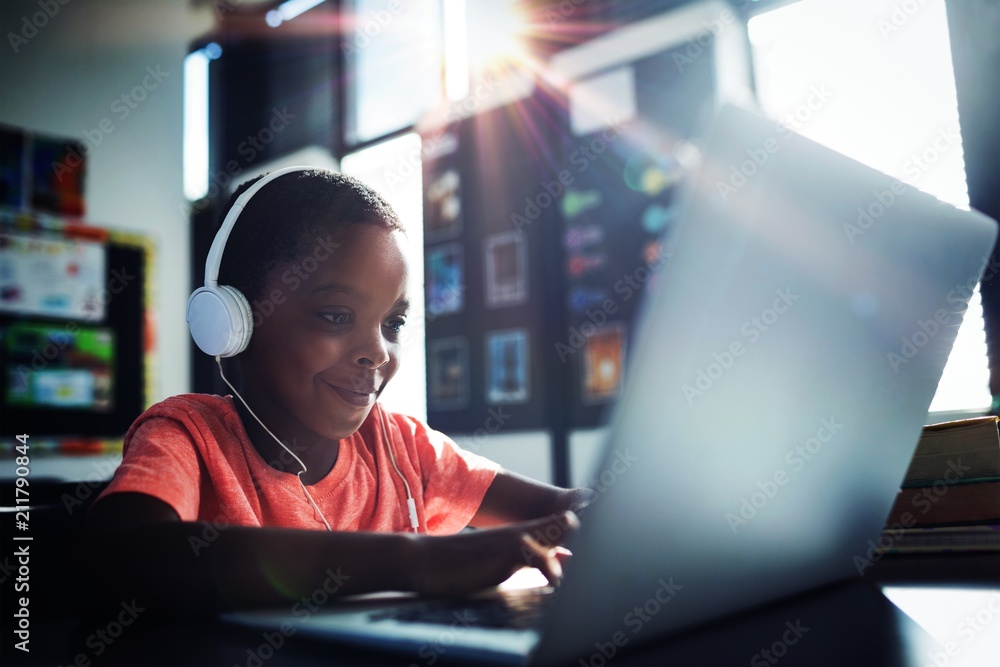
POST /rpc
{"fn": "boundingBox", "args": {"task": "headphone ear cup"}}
[218,285,254,356]
[187,285,254,357]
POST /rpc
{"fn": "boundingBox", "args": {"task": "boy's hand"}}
[471,469,595,528]
[566,487,597,513]
[408,511,580,596]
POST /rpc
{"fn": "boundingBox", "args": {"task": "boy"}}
[87,169,589,612]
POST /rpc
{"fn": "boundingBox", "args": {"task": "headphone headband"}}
[188,165,314,357]
[204,165,313,287]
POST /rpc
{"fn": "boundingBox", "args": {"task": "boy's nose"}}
[358,354,387,369]
[356,328,390,369]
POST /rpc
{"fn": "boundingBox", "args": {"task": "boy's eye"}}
[385,317,407,333]
[320,312,352,326]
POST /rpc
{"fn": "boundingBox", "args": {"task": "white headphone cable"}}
[377,402,420,534]
[216,356,333,531]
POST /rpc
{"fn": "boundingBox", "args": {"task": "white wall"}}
[454,431,554,484]
[0,0,213,403]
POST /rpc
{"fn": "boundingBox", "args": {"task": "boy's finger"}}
[520,535,563,586]
[570,488,597,512]
[522,510,580,547]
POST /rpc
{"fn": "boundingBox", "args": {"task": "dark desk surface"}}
[3,554,997,667]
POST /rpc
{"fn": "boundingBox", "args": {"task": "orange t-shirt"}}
[98,394,500,534]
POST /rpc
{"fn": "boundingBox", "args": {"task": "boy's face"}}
[240,223,411,442]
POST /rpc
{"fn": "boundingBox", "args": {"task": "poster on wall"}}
[426,243,464,316]
[30,135,86,217]
[0,126,25,210]
[486,328,529,404]
[484,231,527,308]
[425,168,462,242]
[0,232,107,321]
[428,336,470,410]
[582,322,626,403]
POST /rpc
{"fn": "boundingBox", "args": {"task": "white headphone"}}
[187,165,311,357]
[186,166,421,533]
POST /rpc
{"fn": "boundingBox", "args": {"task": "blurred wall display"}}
[0,127,25,210]
[419,3,752,487]
[0,217,152,444]
[484,231,528,308]
[30,135,86,216]
[1,123,153,448]
[0,124,87,217]
[486,329,530,404]
[428,336,470,411]
[0,233,107,321]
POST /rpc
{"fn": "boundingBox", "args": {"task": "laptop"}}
[224,104,998,665]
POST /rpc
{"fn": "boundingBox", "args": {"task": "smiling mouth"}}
[326,382,376,408]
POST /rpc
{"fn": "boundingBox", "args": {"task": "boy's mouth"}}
[325,381,376,408]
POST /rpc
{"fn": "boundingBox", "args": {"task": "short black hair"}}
[216,169,403,303]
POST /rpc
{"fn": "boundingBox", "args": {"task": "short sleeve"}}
[409,418,501,534]
[97,417,204,521]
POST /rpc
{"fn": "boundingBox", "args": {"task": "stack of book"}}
[879,416,1000,554]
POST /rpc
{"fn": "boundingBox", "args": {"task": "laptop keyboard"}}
[369,586,554,630]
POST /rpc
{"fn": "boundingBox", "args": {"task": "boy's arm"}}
[85,491,575,612]
[469,469,595,528]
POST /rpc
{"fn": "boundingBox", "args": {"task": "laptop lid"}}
[533,103,997,664]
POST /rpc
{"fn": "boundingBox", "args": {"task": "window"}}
[345,0,443,144]
[748,0,988,413]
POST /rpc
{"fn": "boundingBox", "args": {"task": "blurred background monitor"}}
[0,231,146,438]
